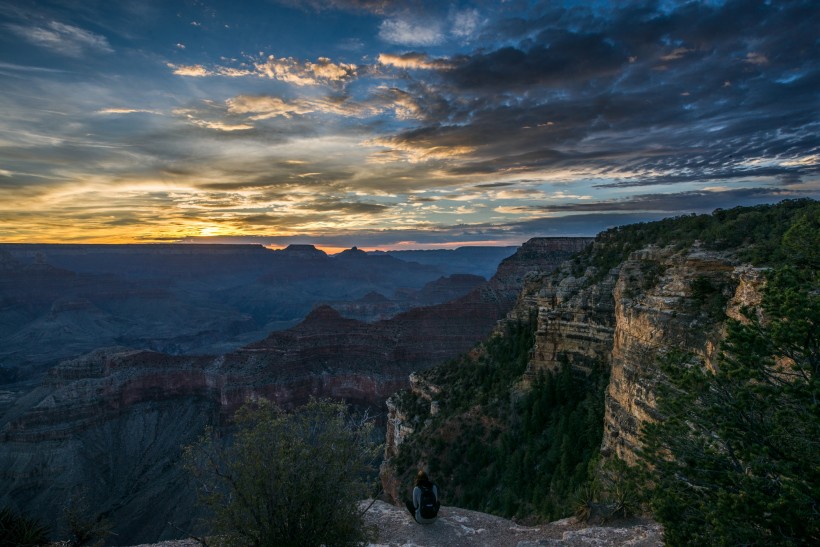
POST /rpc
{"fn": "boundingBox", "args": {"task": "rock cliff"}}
[380,201,814,524]
[525,244,764,464]
[0,237,591,545]
[382,244,765,491]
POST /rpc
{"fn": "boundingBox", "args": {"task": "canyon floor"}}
[128,501,663,547]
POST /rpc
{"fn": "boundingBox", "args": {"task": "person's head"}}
[415,470,429,485]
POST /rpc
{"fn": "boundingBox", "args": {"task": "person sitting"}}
[404,470,440,524]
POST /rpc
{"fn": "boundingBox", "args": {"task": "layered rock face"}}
[382,242,767,503]
[0,237,590,545]
[523,245,763,464]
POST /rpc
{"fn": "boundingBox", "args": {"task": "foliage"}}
[184,398,381,547]
[394,315,609,522]
[573,199,818,283]
[689,274,732,323]
[641,252,819,545]
[0,506,50,547]
[61,490,112,547]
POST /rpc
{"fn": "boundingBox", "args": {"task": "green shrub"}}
[184,398,381,547]
[0,506,50,547]
[62,491,112,547]
[641,262,819,545]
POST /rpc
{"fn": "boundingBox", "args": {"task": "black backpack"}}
[418,484,439,519]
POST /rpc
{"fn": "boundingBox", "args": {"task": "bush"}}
[184,398,381,547]
[0,506,50,547]
[641,262,820,545]
[62,490,112,547]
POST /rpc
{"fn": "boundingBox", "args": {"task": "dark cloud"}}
[530,188,803,213]
[297,199,392,214]
[361,0,817,187]
[473,182,517,189]
[271,0,409,15]
[447,32,627,91]
[596,165,819,189]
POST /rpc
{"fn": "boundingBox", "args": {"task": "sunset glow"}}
[1,1,818,247]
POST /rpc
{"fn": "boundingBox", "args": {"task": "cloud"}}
[97,108,160,115]
[379,16,445,46]
[168,55,356,87]
[444,32,626,91]
[167,63,254,77]
[371,87,424,120]
[744,52,769,65]
[660,47,693,61]
[5,21,113,57]
[172,108,254,132]
[377,52,453,70]
[370,135,475,163]
[0,61,67,74]
[226,96,314,119]
[168,63,211,77]
[254,55,357,86]
[271,0,397,15]
[450,8,482,39]
[226,94,378,120]
[188,120,254,132]
[529,188,801,213]
[298,198,392,214]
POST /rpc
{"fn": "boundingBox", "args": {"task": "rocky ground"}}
[128,501,663,547]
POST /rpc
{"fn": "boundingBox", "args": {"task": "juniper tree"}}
[641,218,819,546]
[184,398,381,547]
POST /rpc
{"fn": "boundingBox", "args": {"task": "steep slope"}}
[381,199,816,524]
[0,237,591,545]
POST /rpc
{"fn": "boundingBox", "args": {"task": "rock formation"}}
[517,244,767,464]
[382,207,792,520]
[381,239,771,505]
[325,274,487,322]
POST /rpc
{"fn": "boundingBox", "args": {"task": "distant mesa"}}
[304,303,342,318]
[289,304,363,333]
[277,244,328,258]
[337,246,368,258]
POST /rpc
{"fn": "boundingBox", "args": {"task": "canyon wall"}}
[382,242,767,503]
[526,244,763,465]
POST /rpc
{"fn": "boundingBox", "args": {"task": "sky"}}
[0,0,818,250]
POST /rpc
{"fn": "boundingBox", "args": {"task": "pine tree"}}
[642,245,819,545]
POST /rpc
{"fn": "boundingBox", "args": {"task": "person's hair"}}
[414,470,429,486]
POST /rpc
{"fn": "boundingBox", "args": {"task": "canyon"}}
[0,238,590,544]
[381,234,772,507]
[0,243,514,382]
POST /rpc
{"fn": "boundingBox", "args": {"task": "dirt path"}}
[363,500,663,547]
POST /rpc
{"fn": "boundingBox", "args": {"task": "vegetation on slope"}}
[184,399,381,547]
[640,208,819,545]
[393,314,609,521]
[571,198,818,282]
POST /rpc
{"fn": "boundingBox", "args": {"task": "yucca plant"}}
[0,506,50,546]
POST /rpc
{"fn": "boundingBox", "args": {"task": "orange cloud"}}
[377,52,453,70]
